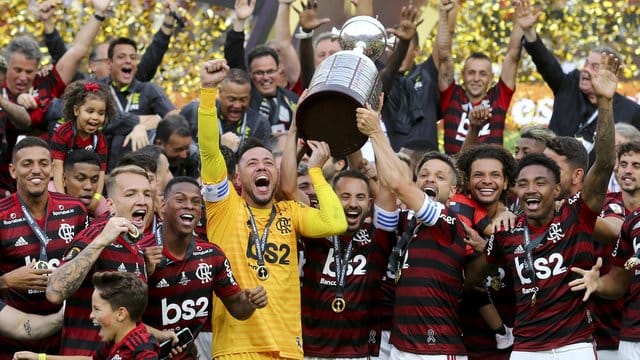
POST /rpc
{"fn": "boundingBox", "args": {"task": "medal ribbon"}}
[332,235,355,300]
[246,205,277,270]
[388,216,417,277]
[18,196,50,262]
[110,86,133,113]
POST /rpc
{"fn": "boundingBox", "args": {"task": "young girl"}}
[50,80,115,199]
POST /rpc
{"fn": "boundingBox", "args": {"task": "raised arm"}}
[136,2,178,82]
[356,101,442,224]
[224,0,255,70]
[278,90,311,204]
[499,9,523,90]
[46,217,135,304]
[274,0,301,86]
[38,1,67,64]
[199,59,230,184]
[380,5,421,94]
[435,0,456,91]
[460,104,491,151]
[514,0,566,92]
[351,0,373,16]
[295,0,332,88]
[55,0,110,85]
[582,53,618,213]
[298,141,348,237]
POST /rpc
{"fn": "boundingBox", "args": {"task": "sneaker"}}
[495,325,514,350]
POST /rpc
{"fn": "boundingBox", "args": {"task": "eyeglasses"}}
[251,69,278,77]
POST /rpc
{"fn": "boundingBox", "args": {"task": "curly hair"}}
[456,144,517,192]
[62,80,116,126]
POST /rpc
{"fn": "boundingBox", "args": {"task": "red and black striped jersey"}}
[610,207,640,342]
[0,192,86,357]
[440,79,514,155]
[300,225,394,357]
[59,216,148,356]
[390,208,468,355]
[448,193,492,234]
[50,121,108,171]
[95,323,159,360]
[139,233,240,360]
[592,193,625,350]
[486,193,597,351]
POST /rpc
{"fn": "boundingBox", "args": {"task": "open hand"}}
[590,52,621,101]
[294,0,331,31]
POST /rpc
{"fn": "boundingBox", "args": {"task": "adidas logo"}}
[514,245,525,255]
[117,263,127,272]
[156,279,169,288]
[15,237,28,247]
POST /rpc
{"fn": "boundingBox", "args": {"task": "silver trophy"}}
[296,16,394,156]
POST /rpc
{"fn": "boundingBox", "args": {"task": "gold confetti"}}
[0,0,230,104]
[1,0,638,109]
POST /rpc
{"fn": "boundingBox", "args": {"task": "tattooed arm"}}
[582,52,619,213]
[46,217,134,304]
[0,302,63,340]
[435,0,456,91]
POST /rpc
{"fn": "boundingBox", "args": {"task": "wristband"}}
[294,28,314,40]
[93,193,103,201]
[39,354,47,360]
[94,13,106,22]
[162,21,175,29]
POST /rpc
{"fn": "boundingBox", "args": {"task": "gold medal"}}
[395,267,402,284]
[530,291,537,307]
[625,256,640,271]
[491,277,502,291]
[256,265,269,281]
[34,260,49,270]
[128,227,141,241]
[331,297,346,313]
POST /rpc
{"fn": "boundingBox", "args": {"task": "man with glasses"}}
[224,0,299,134]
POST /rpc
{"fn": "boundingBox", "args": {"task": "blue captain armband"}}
[373,205,400,232]
[416,194,444,226]
[201,178,230,202]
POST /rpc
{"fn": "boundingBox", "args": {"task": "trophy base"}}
[296,90,369,157]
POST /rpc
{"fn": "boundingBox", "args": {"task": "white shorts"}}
[389,345,467,359]
[620,341,640,360]
[195,331,212,360]
[597,349,618,360]
[510,342,596,360]
[370,330,391,360]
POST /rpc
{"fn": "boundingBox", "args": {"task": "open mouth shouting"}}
[130,208,148,230]
[255,174,271,194]
[422,185,439,201]
[118,66,134,83]
[178,213,195,227]
[523,196,542,212]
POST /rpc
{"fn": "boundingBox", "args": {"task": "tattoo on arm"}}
[24,320,32,337]
[47,244,102,300]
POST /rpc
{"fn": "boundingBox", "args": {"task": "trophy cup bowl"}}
[296,16,389,156]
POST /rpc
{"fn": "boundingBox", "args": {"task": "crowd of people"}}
[1,0,640,359]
